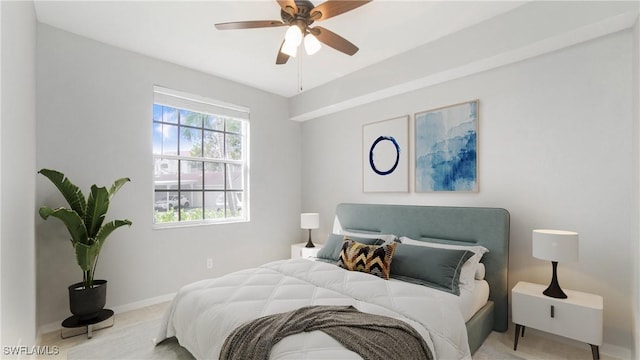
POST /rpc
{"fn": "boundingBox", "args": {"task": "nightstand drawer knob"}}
[550,305,555,318]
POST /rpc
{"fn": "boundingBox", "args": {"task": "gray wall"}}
[633,17,640,359]
[301,29,635,354]
[36,24,302,327]
[0,2,36,346]
[1,1,37,349]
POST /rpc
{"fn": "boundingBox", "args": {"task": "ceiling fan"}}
[215,0,371,65]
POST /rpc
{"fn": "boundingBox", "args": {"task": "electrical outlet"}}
[206,258,213,269]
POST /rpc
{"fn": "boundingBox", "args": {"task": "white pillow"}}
[399,236,488,289]
[342,230,397,244]
[333,217,397,244]
[475,263,485,280]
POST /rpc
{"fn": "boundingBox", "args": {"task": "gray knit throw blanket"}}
[219,305,433,360]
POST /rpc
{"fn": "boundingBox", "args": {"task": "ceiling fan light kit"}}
[215,0,371,64]
[282,24,322,57]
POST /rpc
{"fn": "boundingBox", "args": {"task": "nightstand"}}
[291,242,323,260]
[512,281,603,360]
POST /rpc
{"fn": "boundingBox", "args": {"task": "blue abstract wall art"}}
[363,116,409,192]
[415,100,478,192]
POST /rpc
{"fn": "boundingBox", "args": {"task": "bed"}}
[156,203,510,359]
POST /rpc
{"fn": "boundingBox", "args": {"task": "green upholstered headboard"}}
[334,203,510,332]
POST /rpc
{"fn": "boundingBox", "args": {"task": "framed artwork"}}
[415,100,478,192]
[362,116,409,192]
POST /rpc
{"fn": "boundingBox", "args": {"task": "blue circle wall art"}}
[362,115,409,192]
[369,136,400,176]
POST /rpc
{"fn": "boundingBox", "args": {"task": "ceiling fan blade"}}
[215,20,285,30]
[312,26,358,56]
[277,0,298,17]
[310,0,371,21]
[276,40,290,65]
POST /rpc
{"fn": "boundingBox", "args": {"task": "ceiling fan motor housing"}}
[281,0,317,30]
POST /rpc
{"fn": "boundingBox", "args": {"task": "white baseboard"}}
[600,342,632,360]
[37,292,176,336]
[110,292,175,314]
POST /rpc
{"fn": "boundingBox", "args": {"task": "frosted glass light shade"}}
[304,34,321,55]
[300,213,320,229]
[284,25,303,46]
[281,39,298,57]
[532,229,579,262]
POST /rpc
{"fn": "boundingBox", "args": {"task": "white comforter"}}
[157,259,471,360]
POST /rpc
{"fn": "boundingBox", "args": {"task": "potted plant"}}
[38,169,132,320]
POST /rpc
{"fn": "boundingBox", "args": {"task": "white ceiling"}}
[33,0,529,98]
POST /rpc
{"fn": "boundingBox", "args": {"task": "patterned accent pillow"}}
[337,238,397,280]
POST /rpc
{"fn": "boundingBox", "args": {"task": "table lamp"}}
[532,229,579,299]
[300,213,319,248]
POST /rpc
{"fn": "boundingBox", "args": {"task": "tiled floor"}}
[38,302,623,360]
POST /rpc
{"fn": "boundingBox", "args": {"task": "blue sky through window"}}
[153,104,180,154]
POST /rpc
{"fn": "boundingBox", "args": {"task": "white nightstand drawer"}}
[512,281,603,346]
[513,289,602,344]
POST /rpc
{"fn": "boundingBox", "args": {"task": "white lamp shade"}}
[301,213,319,230]
[532,229,579,262]
[304,34,321,55]
[284,25,303,46]
[281,39,298,57]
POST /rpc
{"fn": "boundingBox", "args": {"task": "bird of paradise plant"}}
[38,169,132,289]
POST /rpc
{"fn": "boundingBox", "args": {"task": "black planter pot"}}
[68,280,107,321]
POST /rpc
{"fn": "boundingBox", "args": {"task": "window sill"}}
[153,218,249,230]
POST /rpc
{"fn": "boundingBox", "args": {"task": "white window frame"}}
[152,86,250,228]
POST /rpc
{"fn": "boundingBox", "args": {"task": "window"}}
[152,86,249,226]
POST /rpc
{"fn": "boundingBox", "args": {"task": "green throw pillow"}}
[316,234,385,262]
[390,243,473,295]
